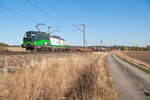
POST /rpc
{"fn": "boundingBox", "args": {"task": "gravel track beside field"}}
[107,54,150,100]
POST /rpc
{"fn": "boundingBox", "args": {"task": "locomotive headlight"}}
[24,34,27,38]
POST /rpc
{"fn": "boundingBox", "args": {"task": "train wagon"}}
[22,31,65,51]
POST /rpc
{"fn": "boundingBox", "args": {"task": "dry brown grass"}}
[6,47,26,52]
[0,47,26,52]
[0,52,118,100]
[0,47,9,52]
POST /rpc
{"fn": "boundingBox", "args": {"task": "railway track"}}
[0,48,95,55]
[0,51,78,55]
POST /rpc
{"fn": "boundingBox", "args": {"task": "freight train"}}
[22,31,65,52]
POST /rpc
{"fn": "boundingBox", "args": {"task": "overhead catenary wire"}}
[0,1,81,35]
[25,0,79,32]
[25,0,49,16]
[72,24,83,32]
[25,0,64,23]
[0,4,39,22]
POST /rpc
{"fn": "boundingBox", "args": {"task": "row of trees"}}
[121,45,150,51]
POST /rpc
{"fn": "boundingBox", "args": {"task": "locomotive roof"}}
[51,35,65,41]
[26,31,65,41]
[51,36,65,41]
[26,31,47,34]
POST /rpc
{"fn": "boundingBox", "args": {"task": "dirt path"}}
[107,54,150,100]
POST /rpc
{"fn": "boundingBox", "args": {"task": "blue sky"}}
[0,0,150,46]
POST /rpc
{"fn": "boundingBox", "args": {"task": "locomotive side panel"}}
[60,39,65,46]
[50,37,60,46]
[35,33,50,46]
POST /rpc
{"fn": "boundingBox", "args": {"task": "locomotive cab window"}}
[43,34,49,40]
[36,33,44,41]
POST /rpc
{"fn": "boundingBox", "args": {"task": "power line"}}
[72,24,83,32]
[25,0,64,23]
[25,0,49,16]
[0,4,39,22]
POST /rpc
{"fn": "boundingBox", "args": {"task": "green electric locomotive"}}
[22,31,65,51]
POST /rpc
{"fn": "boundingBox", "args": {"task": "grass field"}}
[0,47,25,52]
[122,51,150,65]
[0,52,118,100]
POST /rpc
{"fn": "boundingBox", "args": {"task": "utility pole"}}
[48,26,51,36]
[100,40,103,51]
[72,24,86,49]
[80,24,86,49]
[84,24,86,49]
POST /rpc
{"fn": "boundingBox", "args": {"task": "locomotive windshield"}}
[26,32,36,37]
[24,32,36,41]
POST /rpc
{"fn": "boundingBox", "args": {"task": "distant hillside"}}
[0,42,10,47]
